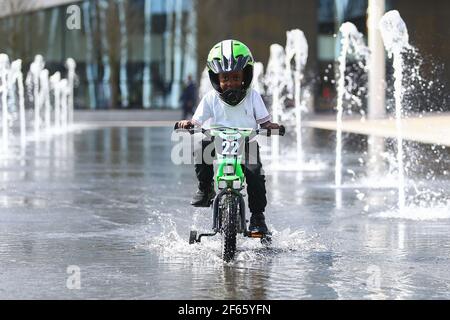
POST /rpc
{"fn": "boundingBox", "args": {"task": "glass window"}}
[0,0,196,110]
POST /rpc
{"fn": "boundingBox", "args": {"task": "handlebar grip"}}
[258,126,285,136]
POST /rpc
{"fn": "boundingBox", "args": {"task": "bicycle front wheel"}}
[221,195,238,262]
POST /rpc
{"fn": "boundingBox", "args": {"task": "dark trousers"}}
[194,139,267,215]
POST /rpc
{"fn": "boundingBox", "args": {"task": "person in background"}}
[180,75,197,119]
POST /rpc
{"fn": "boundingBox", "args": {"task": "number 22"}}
[222,141,239,155]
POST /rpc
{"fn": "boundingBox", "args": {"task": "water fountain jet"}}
[379,10,411,213]
[285,29,308,166]
[0,54,10,151]
[335,22,370,188]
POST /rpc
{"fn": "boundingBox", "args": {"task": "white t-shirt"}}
[192,88,271,129]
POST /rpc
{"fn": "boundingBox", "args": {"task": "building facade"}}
[0,0,197,110]
[0,0,448,112]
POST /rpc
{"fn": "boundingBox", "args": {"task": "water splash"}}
[50,72,62,130]
[379,10,411,213]
[252,62,265,94]
[39,69,51,133]
[145,214,326,265]
[0,53,76,159]
[335,22,370,188]
[0,54,10,151]
[60,79,69,131]
[27,54,45,138]
[285,29,308,166]
[265,44,287,167]
[335,24,352,188]
[10,60,26,146]
[65,58,77,126]
[372,202,450,221]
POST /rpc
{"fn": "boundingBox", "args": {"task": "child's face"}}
[218,71,244,91]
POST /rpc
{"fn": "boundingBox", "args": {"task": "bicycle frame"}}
[209,127,253,235]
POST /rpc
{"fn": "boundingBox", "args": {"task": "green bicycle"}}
[174,123,285,262]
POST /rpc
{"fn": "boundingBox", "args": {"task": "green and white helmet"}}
[206,39,254,106]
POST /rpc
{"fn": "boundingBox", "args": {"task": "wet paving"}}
[0,126,449,299]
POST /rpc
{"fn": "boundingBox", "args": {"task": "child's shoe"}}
[190,183,215,207]
[249,212,269,234]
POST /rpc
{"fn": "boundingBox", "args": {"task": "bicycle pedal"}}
[189,230,198,244]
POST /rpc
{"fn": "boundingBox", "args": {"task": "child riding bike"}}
[177,39,283,235]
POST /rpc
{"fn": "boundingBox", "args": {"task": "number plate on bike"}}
[222,140,240,155]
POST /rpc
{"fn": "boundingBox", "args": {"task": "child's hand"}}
[260,121,281,130]
[178,120,194,129]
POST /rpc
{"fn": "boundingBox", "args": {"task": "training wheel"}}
[189,230,198,244]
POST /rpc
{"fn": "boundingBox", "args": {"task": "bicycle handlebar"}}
[173,122,285,137]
